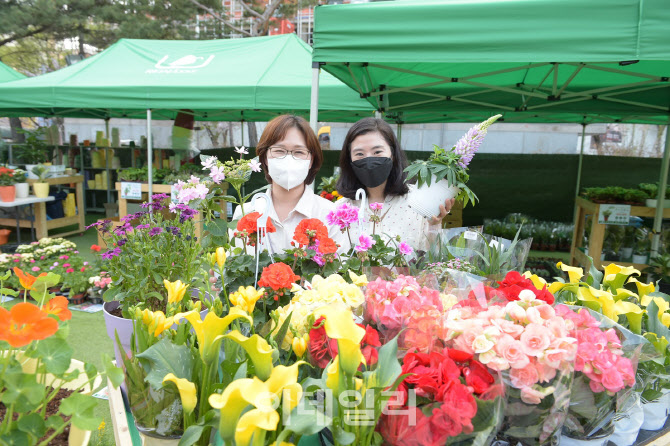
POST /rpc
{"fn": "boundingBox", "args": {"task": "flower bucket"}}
[611,392,644,446]
[641,399,669,430]
[138,433,181,446]
[15,182,29,199]
[33,182,49,198]
[559,430,613,446]
[0,185,15,202]
[406,177,460,219]
[0,229,10,245]
[632,254,648,265]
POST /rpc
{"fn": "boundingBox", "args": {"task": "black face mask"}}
[351,157,393,188]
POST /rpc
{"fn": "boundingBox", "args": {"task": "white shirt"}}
[339,186,438,252]
[233,186,350,254]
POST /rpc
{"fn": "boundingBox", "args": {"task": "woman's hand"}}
[428,198,456,226]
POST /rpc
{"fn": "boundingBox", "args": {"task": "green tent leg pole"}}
[147,109,153,204]
[240,120,244,147]
[651,124,670,260]
[105,117,110,139]
[310,62,320,133]
[573,123,587,225]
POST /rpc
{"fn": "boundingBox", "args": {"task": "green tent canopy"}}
[0,34,372,121]
[0,62,25,83]
[312,0,670,124]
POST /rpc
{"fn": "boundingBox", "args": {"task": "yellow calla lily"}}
[578,286,618,320]
[235,409,280,446]
[613,301,644,334]
[556,262,584,284]
[337,338,366,376]
[348,270,368,287]
[230,286,264,314]
[653,297,670,327]
[264,362,303,397]
[613,288,639,302]
[164,279,188,304]
[644,332,670,356]
[216,247,227,270]
[548,280,578,296]
[603,263,640,291]
[209,378,267,443]
[522,271,547,290]
[162,373,197,414]
[175,307,252,364]
[629,277,656,306]
[292,334,308,358]
[326,356,341,392]
[313,305,365,345]
[140,309,174,337]
[223,331,274,381]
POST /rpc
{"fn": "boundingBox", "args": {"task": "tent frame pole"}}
[310,62,320,133]
[573,123,587,225]
[651,124,670,260]
[147,109,153,204]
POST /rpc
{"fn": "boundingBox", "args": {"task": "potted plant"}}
[62,266,91,305]
[404,114,501,218]
[31,164,51,198]
[87,271,111,304]
[13,168,29,198]
[0,166,16,202]
[116,166,148,183]
[17,127,51,176]
[633,228,651,265]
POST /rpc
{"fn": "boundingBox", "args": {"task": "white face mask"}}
[267,157,310,191]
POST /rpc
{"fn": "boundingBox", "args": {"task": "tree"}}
[187,0,320,37]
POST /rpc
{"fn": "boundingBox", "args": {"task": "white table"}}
[0,196,55,243]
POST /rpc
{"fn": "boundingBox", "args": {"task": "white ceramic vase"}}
[559,433,612,446]
[406,177,460,219]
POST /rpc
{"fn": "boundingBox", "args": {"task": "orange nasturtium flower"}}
[13,267,47,290]
[0,303,59,347]
[44,295,72,321]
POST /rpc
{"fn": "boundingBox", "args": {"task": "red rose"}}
[236,212,277,235]
[497,271,555,305]
[463,359,495,394]
[308,317,336,368]
[293,218,329,246]
[257,262,299,291]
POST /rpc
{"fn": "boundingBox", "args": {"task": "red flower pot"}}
[0,185,16,202]
[0,229,10,245]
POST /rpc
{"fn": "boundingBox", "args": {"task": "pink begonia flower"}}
[398,242,413,256]
[209,165,226,184]
[235,146,249,155]
[520,386,547,404]
[519,323,551,357]
[80,267,86,272]
[66,268,75,273]
[369,202,383,211]
[63,263,71,268]
[31,266,40,272]
[509,362,540,389]
[355,234,375,252]
[29,259,35,263]
[249,159,262,173]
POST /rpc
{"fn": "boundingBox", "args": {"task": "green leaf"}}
[285,397,332,435]
[46,415,62,430]
[368,335,402,389]
[273,311,293,348]
[35,337,73,376]
[0,430,31,445]
[84,362,98,382]
[60,393,100,431]
[222,333,274,381]
[333,426,356,445]
[136,338,195,389]
[103,354,125,389]
[179,425,205,446]
[17,413,46,439]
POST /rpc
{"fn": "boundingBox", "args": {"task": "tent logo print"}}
[149,55,215,73]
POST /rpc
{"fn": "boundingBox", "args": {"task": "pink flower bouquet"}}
[364,275,445,354]
[556,305,640,442]
[444,289,577,445]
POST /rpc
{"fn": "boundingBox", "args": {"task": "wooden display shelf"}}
[570,197,670,271]
[3,175,87,239]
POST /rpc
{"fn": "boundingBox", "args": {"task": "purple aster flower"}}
[149,227,164,237]
[398,242,414,256]
[355,234,375,253]
[117,239,127,247]
[101,247,121,260]
[136,224,150,230]
[168,226,181,236]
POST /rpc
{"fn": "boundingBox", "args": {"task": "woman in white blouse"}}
[336,118,454,252]
[233,115,348,254]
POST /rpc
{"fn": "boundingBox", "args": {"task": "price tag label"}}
[120,182,142,200]
[598,204,631,226]
[464,231,478,241]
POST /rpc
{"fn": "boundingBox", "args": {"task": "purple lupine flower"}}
[453,125,485,169]
[149,227,164,237]
[355,234,375,253]
[326,202,360,231]
[398,242,414,256]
